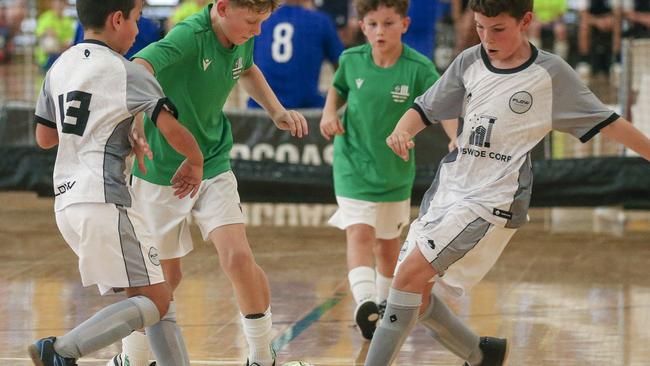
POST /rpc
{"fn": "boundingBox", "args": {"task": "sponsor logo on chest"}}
[390,84,410,103]
[232,57,243,79]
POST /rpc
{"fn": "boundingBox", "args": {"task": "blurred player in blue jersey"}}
[403,0,439,60]
[249,0,344,109]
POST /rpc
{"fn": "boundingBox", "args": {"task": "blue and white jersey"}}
[249,4,344,109]
[34,40,176,212]
[414,44,618,228]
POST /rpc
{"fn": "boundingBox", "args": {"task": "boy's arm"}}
[35,123,58,149]
[133,57,155,75]
[156,109,204,198]
[601,117,650,160]
[440,119,459,152]
[240,64,308,138]
[386,108,429,161]
[319,87,346,140]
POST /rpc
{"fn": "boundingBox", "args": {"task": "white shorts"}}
[328,196,410,240]
[396,205,516,297]
[131,170,245,259]
[55,202,164,295]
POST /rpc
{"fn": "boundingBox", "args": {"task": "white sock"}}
[375,270,393,304]
[348,266,376,305]
[121,330,150,366]
[241,307,274,366]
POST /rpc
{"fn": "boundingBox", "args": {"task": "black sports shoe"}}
[354,300,380,340]
[28,337,77,366]
[463,337,508,366]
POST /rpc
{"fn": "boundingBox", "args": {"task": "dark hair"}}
[76,0,136,30]
[468,0,532,20]
[354,0,409,20]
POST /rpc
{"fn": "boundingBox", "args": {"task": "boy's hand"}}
[170,159,203,199]
[319,114,345,141]
[129,128,153,173]
[448,138,458,152]
[271,109,308,138]
[386,130,415,161]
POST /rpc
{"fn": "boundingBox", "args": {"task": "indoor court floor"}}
[1,192,650,366]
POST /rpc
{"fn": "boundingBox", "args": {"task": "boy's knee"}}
[221,247,255,274]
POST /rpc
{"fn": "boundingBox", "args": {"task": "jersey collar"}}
[480,43,538,74]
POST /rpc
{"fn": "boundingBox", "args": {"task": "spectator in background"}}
[315,0,361,47]
[166,0,209,31]
[621,0,650,38]
[529,0,569,59]
[73,3,163,59]
[576,0,620,84]
[451,0,480,55]
[249,0,344,109]
[0,2,12,63]
[35,0,74,71]
[403,0,438,60]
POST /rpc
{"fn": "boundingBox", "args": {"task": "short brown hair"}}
[468,0,532,20]
[229,0,279,13]
[355,0,409,20]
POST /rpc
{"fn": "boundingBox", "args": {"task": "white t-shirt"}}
[414,44,618,228]
[35,40,176,212]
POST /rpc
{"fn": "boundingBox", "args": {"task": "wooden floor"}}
[1,192,650,366]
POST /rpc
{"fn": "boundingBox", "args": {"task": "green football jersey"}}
[333,44,439,202]
[132,4,254,185]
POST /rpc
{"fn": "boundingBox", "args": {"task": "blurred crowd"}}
[1,0,649,101]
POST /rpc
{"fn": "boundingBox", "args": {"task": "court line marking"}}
[272,291,347,351]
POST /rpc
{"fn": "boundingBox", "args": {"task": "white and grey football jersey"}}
[35,40,176,212]
[414,44,618,228]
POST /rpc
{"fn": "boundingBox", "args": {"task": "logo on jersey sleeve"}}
[509,91,533,114]
[468,115,497,148]
[391,84,410,103]
[232,57,244,79]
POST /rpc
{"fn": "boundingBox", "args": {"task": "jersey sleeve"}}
[415,62,440,97]
[34,73,57,129]
[123,60,178,126]
[549,57,619,142]
[322,16,344,64]
[332,56,349,100]
[413,51,468,125]
[132,23,198,75]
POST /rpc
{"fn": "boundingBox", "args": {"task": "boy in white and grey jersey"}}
[364,0,650,365]
[28,1,203,365]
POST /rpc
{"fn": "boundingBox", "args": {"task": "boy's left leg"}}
[209,223,274,366]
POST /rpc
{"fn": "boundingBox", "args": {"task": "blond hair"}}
[228,0,279,13]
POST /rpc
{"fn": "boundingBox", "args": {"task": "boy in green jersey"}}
[319,0,441,341]
[110,1,309,365]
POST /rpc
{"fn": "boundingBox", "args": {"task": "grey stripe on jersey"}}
[535,50,618,141]
[505,154,533,229]
[121,57,175,124]
[418,149,459,219]
[431,218,491,276]
[103,117,134,206]
[117,205,151,287]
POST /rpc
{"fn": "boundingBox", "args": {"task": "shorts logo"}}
[427,239,436,250]
[389,314,398,323]
[148,247,160,266]
[509,91,533,114]
[493,208,513,220]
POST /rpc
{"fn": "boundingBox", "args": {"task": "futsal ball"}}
[280,362,314,366]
